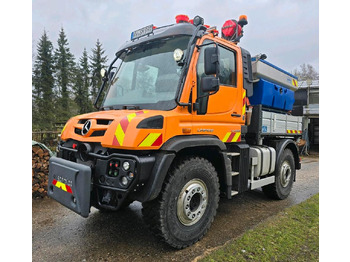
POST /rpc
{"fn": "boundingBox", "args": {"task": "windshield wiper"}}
[122,105,141,110]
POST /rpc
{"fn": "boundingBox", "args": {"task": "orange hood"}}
[60,109,191,150]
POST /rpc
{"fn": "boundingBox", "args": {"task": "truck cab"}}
[49,15,301,249]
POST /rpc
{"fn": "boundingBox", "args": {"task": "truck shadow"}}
[80,202,175,254]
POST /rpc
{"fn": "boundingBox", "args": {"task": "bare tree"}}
[292,63,318,80]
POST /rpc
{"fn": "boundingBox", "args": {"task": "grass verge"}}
[199,194,319,262]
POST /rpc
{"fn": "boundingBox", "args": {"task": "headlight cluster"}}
[106,159,135,187]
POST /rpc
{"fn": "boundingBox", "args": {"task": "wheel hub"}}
[177,179,208,226]
[280,161,292,188]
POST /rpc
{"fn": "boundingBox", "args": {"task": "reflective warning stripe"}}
[292,79,298,87]
[139,133,163,147]
[222,132,241,143]
[52,179,73,194]
[242,90,246,116]
[287,130,302,134]
[113,110,148,146]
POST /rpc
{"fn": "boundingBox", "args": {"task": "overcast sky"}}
[32,0,319,73]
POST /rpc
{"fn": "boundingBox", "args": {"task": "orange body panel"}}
[61,34,246,150]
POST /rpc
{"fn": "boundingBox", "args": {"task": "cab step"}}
[227,152,240,157]
[231,190,239,196]
[231,171,239,176]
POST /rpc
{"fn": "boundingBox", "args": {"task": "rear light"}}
[175,14,189,23]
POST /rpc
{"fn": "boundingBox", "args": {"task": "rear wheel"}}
[262,149,295,200]
[142,157,220,249]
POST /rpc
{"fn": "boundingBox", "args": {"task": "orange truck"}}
[48,14,302,248]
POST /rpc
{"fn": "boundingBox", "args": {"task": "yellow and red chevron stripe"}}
[222,132,241,143]
[52,179,73,194]
[287,129,302,134]
[138,133,163,147]
[242,90,247,116]
[112,110,148,146]
[292,79,298,87]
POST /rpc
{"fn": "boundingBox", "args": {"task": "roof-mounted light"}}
[221,15,247,43]
[238,15,248,27]
[193,15,204,26]
[175,14,189,23]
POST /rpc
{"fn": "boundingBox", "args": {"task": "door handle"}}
[231,113,241,117]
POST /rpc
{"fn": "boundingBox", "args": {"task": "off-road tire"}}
[262,149,295,200]
[142,157,220,249]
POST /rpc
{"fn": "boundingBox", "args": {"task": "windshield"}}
[102,36,191,110]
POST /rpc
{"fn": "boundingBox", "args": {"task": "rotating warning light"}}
[238,15,248,26]
[176,14,189,23]
[221,19,242,41]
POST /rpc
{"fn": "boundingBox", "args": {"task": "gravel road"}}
[32,156,319,262]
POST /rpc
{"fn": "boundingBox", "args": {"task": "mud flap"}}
[48,157,91,218]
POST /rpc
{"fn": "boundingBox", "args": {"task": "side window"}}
[197,43,237,92]
[218,46,236,86]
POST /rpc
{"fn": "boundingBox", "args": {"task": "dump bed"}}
[246,105,303,144]
[261,110,302,135]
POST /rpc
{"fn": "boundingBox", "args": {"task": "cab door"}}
[192,39,245,143]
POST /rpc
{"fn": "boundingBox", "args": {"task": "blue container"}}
[249,79,295,111]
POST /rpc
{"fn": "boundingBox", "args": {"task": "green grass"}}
[200,194,319,262]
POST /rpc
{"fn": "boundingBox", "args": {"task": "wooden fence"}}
[32,131,61,149]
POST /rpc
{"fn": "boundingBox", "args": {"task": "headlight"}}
[121,176,128,186]
[123,161,130,171]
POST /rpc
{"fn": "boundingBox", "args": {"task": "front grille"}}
[78,119,112,125]
[75,119,111,137]
[78,119,88,124]
[75,128,106,137]
[90,130,106,137]
[97,119,112,125]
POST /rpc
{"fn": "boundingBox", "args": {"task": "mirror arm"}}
[94,54,121,109]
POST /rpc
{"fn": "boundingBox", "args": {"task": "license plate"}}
[48,157,91,218]
[131,24,153,40]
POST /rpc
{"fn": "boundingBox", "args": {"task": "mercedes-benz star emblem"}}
[81,120,92,136]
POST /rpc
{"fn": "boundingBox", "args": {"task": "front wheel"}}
[142,157,220,249]
[262,149,295,200]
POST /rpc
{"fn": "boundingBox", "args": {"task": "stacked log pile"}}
[32,145,50,198]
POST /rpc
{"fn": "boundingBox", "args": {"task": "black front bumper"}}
[48,157,92,217]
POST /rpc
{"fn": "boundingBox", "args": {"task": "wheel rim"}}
[177,178,208,226]
[280,161,292,188]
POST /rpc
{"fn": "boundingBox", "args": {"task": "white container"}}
[252,58,299,91]
[250,146,276,178]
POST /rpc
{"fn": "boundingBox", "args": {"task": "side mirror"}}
[204,46,219,75]
[201,76,219,93]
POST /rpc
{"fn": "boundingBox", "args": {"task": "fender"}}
[137,135,228,202]
[265,139,301,172]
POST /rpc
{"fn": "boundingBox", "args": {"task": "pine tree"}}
[73,48,93,114]
[54,27,75,122]
[32,30,55,130]
[89,39,108,105]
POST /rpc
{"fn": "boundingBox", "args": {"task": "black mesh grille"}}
[97,119,112,125]
[90,130,106,137]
